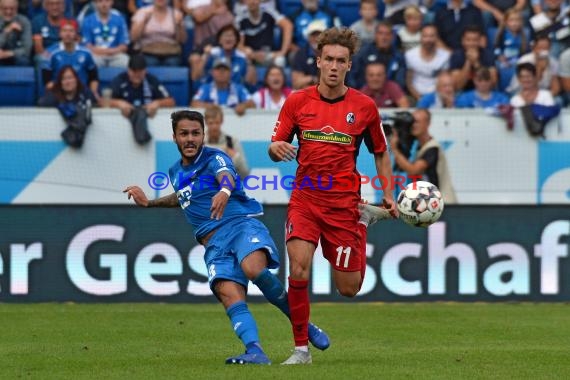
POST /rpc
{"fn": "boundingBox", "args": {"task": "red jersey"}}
[271,85,387,208]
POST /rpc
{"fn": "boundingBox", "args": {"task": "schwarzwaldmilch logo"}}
[302,126,353,144]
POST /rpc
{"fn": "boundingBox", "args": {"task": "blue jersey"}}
[81,10,130,49]
[455,90,510,109]
[43,43,97,86]
[32,14,61,51]
[204,47,248,84]
[193,82,251,108]
[169,146,263,241]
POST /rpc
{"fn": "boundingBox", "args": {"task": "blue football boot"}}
[225,352,271,365]
[308,322,330,351]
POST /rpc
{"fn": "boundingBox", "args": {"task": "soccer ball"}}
[397,181,444,227]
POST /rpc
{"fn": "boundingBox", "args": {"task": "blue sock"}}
[226,301,261,350]
[253,268,290,317]
[245,342,264,355]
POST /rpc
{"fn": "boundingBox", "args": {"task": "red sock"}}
[358,223,367,289]
[288,277,309,347]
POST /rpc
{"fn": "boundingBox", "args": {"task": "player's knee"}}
[336,283,360,298]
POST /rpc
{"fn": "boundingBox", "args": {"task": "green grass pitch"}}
[1,303,570,379]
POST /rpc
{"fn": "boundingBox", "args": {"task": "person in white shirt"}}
[405,24,451,103]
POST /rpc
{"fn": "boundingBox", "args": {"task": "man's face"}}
[316,44,351,89]
[266,67,285,90]
[205,114,223,141]
[45,0,64,17]
[212,66,231,86]
[436,74,454,97]
[127,68,146,86]
[245,0,260,12]
[173,119,205,164]
[518,69,537,90]
[60,24,77,44]
[1,0,17,20]
[411,110,429,137]
[474,76,492,94]
[95,0,113,15]
[545,0,562,11]
[462,31,480,50]
[365,63,386,91]
[375,25,393,50]
[420,26,437,51]
[360,2,377,21]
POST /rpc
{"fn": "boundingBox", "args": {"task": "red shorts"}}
[286,196,365,272]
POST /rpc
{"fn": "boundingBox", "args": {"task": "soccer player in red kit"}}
[268,27,398,364]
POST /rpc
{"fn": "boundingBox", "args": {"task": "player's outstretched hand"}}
[210,190,230,220]
[269,141,297,162]
[382,197,399,218]
[123,185,150,207]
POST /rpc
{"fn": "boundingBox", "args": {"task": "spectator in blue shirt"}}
[192,24,255,89]
[42,19,100,102]
[28,0,73,21]
[81,0,129,67]
[31,0,65,61]
[289,0,340,51]
[191,57,254,116]
[455,67,510,109]
[417,70,457,108]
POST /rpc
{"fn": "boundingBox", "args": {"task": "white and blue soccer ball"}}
[397,181,444,227]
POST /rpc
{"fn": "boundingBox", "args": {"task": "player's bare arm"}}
[374,152,399,218]
[210,171,235,220]
[123,186,178,207]
[268,141,297,162]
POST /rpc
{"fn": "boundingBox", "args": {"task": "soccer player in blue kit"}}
[124,110,329,364]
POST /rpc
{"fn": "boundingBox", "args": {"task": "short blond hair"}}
[404,5,422,19]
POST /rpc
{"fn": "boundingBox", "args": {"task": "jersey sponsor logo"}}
[346,112,355,124]
[302,126,353,145]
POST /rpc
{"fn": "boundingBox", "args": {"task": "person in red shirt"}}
[268,27,398,365]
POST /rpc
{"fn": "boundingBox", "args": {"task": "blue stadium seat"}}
[99,66,190,106]
[0,67,36,106]
[98,67,124,92]
[148,67,190,106]
[328,0,361,26]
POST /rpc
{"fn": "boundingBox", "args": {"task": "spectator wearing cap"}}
[42,19,100,101]
[191,56,254,116]
[349,21,407,90]
[291,19,322,90]
[360,61,410,108]
[81,0,130,68]
[32,0,65,61]
[0,0,32,66]
[455,67,510,108]
[108,54,175,145]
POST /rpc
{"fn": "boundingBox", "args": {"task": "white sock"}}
[295,345,309,352]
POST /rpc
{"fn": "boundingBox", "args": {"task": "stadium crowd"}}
[1,0,569,117]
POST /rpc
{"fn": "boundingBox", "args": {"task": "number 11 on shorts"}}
[335,246,352,268]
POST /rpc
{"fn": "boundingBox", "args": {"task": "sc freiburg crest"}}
[346,112,355,124]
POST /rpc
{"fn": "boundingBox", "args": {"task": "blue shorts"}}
[203,217,280,292]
